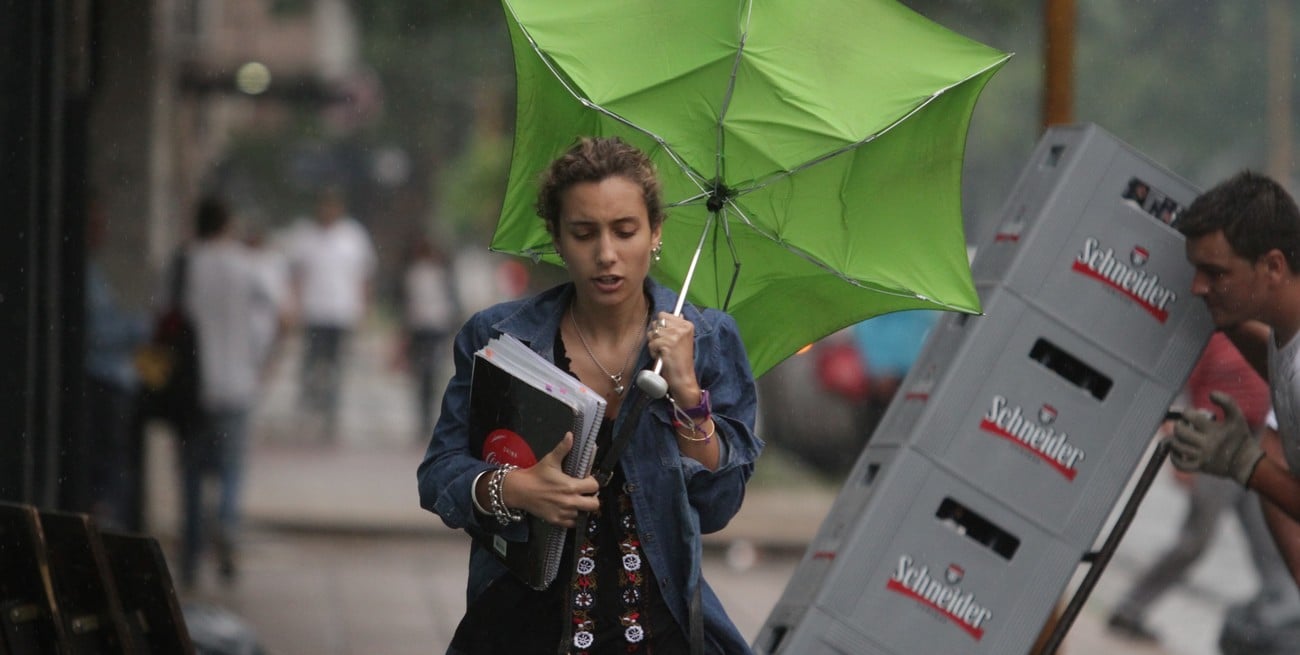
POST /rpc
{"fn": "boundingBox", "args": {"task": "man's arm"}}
[1224,321,1272,380]
[1252,427,1300,584]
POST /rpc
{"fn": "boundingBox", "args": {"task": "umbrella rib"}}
[738,53,1014,196]
[505,2,715,195]
[667,192,711,208]
[713,0,753,182]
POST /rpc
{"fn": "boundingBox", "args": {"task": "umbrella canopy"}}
[492,0,1010,378]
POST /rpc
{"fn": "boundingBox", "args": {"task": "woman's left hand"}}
[647,311,700,402]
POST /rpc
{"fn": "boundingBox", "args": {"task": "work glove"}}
[1168,391,1263,487]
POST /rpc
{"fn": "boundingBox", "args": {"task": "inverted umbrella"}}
[492,0,1010,378]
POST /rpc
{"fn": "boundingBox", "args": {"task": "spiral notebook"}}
[469,334,605,589]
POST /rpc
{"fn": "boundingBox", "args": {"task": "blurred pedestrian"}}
[1108,333,1300,644]
[178,196,278,588]
[83,195,151,528]
[244,225,292,380]
[398,234,460,441]
[286,187,376,440]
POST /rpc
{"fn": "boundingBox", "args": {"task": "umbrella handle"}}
[635,368,669,399]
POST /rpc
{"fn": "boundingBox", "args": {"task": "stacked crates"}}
[754,124,1214,654]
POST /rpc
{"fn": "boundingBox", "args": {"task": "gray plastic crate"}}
[970,124,1208,380]
[756,447,1077,655]
[755,124,1215,654]
[900,286,1182,545]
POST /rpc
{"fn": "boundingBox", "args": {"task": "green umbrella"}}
[492,0,1010,379]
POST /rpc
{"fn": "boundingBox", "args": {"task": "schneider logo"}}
[886,555,993,640]
[980,395,1086,480]
[1072,237,1177,323]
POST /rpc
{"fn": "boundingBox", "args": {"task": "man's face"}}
[1185,230,1270,328]
[316,196,345,225]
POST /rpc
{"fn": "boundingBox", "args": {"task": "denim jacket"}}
[418,279,763,653]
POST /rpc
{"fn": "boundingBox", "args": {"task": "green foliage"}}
[269,0,311,17]
[350,0,498,33]
[351,0,514,241]
[1074,0,1272,185]
[902,0,1296,232]
[220,1,517,240]
[435,126,512,242]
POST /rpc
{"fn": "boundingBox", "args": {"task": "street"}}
[145,325,1260,655]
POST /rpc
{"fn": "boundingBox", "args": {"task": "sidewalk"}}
[143,326,1248,654]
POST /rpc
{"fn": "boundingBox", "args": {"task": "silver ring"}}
[657,318,668,329]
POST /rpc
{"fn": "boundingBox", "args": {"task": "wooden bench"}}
[0,502,67,654]
[99,529,193,654]
[37,509,136,654]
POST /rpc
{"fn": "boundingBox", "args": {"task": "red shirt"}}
[1185,333,1270,431]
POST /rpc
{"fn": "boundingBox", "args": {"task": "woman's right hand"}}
[504,433,600,528]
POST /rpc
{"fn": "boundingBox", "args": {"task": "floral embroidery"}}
[573,630,594,650]
[625,623,645,644]
[617,496,646,647]
[622,588,641,606]
[566,485,652,652]
[570,522,599,654]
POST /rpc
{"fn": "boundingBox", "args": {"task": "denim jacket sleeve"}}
[416,311,526,543]
[673,306,763,535]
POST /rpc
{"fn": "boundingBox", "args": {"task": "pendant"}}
[611,374,625,395]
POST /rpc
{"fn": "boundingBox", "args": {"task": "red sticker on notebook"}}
[482,429,537,467]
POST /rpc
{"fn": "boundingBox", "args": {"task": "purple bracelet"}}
[683,389,711,419]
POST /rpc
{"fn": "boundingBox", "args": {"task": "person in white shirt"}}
[400,236,460,440]
[1171,170,1300,587]
[179,196,276,587]
[243,226,291,378]
[286,188,376,439]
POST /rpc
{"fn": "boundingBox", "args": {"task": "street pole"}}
[1266,0,1293,186]
[1042,0,1076,131]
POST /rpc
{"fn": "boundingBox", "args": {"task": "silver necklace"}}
[570,305,643,395]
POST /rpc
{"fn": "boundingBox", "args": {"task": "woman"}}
[418,136,763,654]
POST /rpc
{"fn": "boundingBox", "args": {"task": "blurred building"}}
[1,0,360,512]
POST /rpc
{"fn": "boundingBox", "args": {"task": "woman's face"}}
[554,175,661,310]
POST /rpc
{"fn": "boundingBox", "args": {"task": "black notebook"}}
[469,334,605,589]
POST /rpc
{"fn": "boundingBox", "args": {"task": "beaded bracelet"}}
[673,418,715,443]
[488,464,524,526]
[666,391,711,431]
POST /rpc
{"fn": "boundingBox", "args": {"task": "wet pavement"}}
[139,325,1259,654]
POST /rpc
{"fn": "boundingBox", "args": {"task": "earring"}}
[652,242,662,263]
